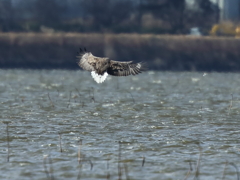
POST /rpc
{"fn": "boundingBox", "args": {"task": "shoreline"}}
[0,33,240,71]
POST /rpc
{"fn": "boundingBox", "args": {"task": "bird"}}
[77,48,145,83]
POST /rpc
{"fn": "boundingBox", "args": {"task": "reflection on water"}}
[0,69,240,180]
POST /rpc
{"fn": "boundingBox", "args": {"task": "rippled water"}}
[1,69,240,180]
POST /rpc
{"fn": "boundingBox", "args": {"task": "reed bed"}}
[1,33,240,71]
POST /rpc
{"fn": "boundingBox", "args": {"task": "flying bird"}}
[77,48,145,83]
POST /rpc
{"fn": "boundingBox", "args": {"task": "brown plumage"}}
[77,48,145,83]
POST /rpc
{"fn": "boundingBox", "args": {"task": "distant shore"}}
[0,33,240,71]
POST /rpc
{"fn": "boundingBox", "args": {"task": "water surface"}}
[0,70,240,180]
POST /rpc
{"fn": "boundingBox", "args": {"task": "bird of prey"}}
[77,48,145,83]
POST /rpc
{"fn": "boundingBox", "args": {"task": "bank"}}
[0,33,240,71]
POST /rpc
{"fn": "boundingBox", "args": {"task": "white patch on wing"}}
[80,53,90,63]
[81,53,89,59]
[91,71,108,83]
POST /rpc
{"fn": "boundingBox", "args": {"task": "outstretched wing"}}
[77,50,109,75]
[107,60,143,76]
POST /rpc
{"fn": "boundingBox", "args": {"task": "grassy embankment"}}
[0,33,240,71]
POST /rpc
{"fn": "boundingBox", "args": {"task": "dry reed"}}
[127,91,135,103]
[67,91,72,108]
[222,161,228,180]
[229,162,239,180]
[89,87,95,103]
[5,122,10,162]
[47,93,54,107]
[106,156,110,179]
[228,94,233,115]
[1,33,240,71]
[193,145,202,180]
[78,139,82,164]
[123,163,129,180]
[77,139,82,180]
[58,132,63,153]
[43,155,55,180]
[142,157,145,167]
[118,141,122,180]
[184,161,193,180]
[75,88,82,104]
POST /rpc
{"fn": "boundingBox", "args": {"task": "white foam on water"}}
[91,71,108,83]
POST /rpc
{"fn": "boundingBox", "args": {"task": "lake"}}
[0,69,240,180]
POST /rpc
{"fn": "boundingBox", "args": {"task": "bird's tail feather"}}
[91,71,108,83]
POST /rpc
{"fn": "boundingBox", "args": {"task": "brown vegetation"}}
[0,0,218,34]
[1,33,240,71]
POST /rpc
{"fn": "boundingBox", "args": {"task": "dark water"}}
[1,70,240,180]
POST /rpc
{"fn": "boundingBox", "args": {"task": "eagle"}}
[77,48,145,83]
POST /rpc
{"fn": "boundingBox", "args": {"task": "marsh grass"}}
[48,92,55,108]
[67,91,72,108]
[39,141,240,180]
[142,157,145,167]
[222,161,229,180]
[226,163,240,180]
[228,94,234,115]
[4,122,10,162]
[78,139,82,164]
[75,88,82,104]
[43,155,55,180]
[118,141,122,180]
[184,162,193,180]
[1,33,240,71]
[58,132,63,153]
[77,139,83,180]
[220,162,240,180]
[1,70,240,179]
[127,91,135,103]
[89,87,95,103]
[123,163,129,180]
[193,145,202,180]
[106,156,110,179]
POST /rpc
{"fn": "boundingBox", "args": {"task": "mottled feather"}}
[77,49,145,83]
[107,60,143,76]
